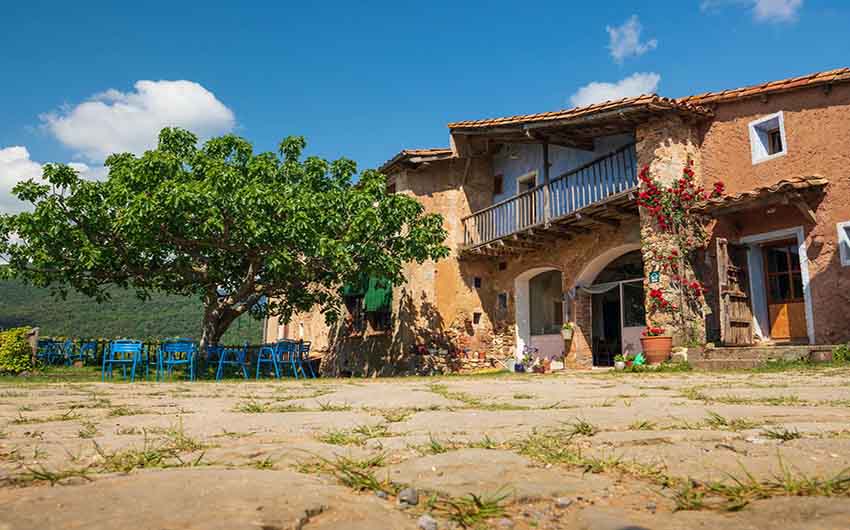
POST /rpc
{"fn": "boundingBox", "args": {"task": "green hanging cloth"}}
[341,273,369,297]
[363,276,393,312]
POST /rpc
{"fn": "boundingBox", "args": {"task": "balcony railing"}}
[462,143,637,249]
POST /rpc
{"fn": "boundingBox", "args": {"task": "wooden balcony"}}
[461,143,639,257]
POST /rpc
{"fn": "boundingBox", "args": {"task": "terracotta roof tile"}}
[379,148,454,173]
[678,67,850,105]
[447,95,711,130]
[696,176,828,213]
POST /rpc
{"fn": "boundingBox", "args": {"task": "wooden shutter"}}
[716,238,754,345]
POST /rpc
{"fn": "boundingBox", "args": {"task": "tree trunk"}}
[199,291,255,354]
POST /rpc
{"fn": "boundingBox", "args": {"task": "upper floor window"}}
[749,111,787,164]
[493,174,504,195]
[517,171,537,194]
[838,221,850,267]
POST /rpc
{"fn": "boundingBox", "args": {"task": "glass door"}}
[620,279,646,356]
[762,240,807,341]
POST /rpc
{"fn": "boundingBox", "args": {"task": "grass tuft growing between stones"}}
[629,420,657,431]
[77,420,99,439]
[672,461,850,511]
[761,426,802,442]
[298,453,396,494]
[428,490,510,528]
[232,400,307,413]
[316,423,393,446]
[703,411,760,431]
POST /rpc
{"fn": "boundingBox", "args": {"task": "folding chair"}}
[102,340,143,382]
[157,338,197,381]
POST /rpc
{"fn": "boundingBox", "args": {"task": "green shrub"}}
[833,343,850,363]
[0,327,34,374]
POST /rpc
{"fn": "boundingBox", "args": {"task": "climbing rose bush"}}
[637,161,724,342]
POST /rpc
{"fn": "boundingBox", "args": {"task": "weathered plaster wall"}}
[476,221,642,368]
[700,85,850,344]
[491,134,634,203]
[284,156,500,376]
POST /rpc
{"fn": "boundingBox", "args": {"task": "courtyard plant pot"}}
[640,336,673,365]
[614,361,625,371]
[561,328,574,341]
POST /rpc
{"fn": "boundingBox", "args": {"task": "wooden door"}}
[716,238,754,345]
[762,240,807,341]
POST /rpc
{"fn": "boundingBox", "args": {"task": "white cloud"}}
[569,72,661,108]
[753,0,803,21]
[0,146,101,214]
[701,0,803,22]
[0,147,44,214]
[606,15,657,63]
[41,80,236,162]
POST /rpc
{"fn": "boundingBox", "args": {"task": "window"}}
[517,172,537,194]
[497,292,508,310]
[473,277,482,288]
[767,128,783,155]
[763,241,803,303]
[344,294,367,333]
[473,312,482,325]
[838,221,850,267]
[749,112,787,164]
[498,262,507,271]
[493,174,504,195]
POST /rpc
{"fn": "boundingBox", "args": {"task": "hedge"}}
[0,327,34,374]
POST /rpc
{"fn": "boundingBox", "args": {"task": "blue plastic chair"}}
[62,338,89,366]
[282,340,313,379]
[297,341,316,378]
[157,339,197,381]
[76,341,98,366]
[215,342,249,381]
[102,340,144,382]
[256,341,283,379]
[36,339,63,365]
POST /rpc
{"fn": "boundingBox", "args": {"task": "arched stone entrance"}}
[574,245,646,367]
[514,266,563,360]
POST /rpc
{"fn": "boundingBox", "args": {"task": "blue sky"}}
[1,0,848,212]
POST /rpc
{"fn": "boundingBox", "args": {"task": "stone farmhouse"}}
[266,68,850,375]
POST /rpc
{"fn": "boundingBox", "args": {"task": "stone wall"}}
[635,115,707,345]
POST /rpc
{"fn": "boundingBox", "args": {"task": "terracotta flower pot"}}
[640,336,673,365]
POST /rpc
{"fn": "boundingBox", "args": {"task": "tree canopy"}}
[0,128,449,345]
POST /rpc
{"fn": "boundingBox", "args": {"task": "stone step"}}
[692,345,833,362]
[691,359,765,370]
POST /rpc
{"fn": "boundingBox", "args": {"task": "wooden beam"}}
[584,214,620,228]
[788,192,817,224]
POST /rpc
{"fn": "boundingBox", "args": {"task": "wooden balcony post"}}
[542,141,551,227]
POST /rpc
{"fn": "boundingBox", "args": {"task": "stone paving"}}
[2,367,850,529]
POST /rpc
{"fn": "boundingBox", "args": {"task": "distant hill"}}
[0,278,263,344]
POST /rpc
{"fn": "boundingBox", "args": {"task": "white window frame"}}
[748,111,787,165]
[838,221,850,267]
[516,171,538,194]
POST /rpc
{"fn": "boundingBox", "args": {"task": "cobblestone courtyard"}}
[2,367,850,529]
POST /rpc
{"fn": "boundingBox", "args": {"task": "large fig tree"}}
[0,128,448,347]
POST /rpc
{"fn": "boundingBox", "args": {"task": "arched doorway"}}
[576,248,646,367]
[515,267,563,361]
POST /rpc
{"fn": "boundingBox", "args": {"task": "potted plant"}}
[614,354,626,371]
[561,322,575,341]
[640,326,672,365]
